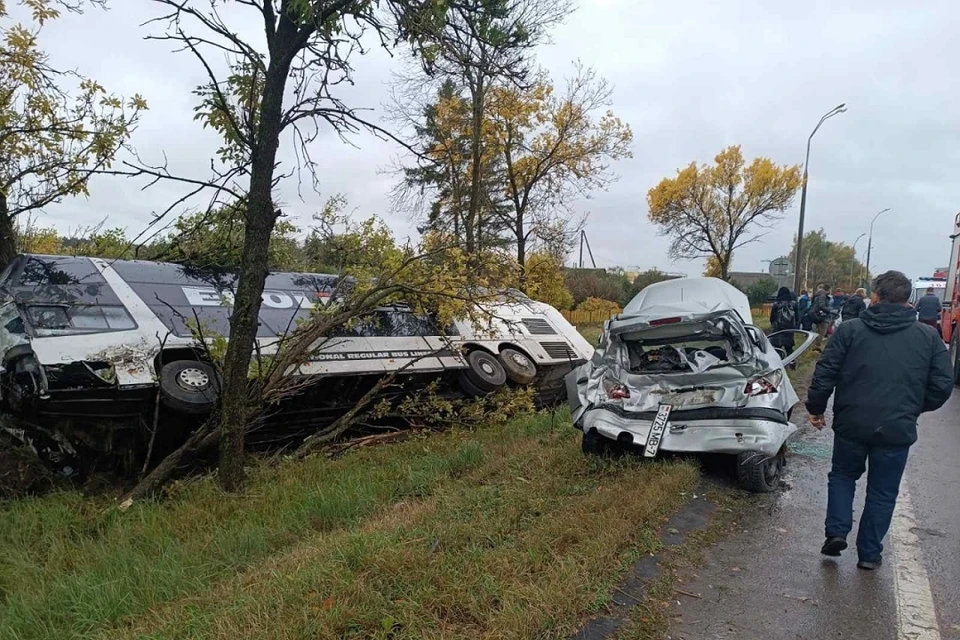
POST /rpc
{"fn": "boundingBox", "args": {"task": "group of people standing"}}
[768,283,869,356]
[769,281,944,350]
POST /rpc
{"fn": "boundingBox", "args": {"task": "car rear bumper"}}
[580,406,796,456]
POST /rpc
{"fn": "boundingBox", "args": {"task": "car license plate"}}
[644,404,672,458]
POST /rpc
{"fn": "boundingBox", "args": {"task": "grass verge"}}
[613,489,745,640]
[0,410,698,640]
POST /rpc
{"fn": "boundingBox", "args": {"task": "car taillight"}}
[744,370,783,396]
[602,378,631,399]
[649,316,682,326]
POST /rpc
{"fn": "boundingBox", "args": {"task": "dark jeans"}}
[825,434,910,561]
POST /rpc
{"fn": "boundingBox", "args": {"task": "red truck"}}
[941,212,960,383]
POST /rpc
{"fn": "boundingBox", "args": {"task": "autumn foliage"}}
[647,146,802,280]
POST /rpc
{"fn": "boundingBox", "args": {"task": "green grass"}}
[577,323,603,345]
[0,410,698,640]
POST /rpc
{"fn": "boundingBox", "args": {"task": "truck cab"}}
[941,212,960,383]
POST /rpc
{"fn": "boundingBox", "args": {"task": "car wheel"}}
[159,360,220,415]
[736,449,783,493]
[951,331,960,386]
[581,428,616,457]
[498,347,538,385]
[458,350,507,397]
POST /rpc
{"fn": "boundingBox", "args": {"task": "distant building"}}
[728,271,793,290]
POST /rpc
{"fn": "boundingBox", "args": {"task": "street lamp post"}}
[792,103,848,295]
[864,208,891,294]
[850,233,866,290]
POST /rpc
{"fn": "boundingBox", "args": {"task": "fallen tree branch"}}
[323,430,411,457]
[119,422,219,508]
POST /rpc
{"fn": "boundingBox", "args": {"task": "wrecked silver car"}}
[566,277,815,492]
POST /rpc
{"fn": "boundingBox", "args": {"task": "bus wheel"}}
[499,348,538,385]
[459,350,507,397]
[159,361,220,415]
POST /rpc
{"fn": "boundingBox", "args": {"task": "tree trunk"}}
[0,196,15,271]
[216,54,292,493]
[465,74,484,255]
[516,226,527,293]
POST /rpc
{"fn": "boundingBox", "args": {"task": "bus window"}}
[25,304,136,336]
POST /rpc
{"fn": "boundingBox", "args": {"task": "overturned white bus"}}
[0,254,592,473]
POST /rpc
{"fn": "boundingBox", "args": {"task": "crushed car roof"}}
[620,277,753,325]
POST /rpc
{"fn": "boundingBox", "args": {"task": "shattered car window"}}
[622,316,749,374]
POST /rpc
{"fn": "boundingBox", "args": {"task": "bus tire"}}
[159,360,220,415]
[459,350,507,396]
[498,348,538,385]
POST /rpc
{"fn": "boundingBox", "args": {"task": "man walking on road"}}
[915,286,941,331]
[806,271,954,570]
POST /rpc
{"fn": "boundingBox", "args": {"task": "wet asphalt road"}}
[664,387,960,640]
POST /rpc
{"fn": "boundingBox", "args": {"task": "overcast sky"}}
[30,0,960,280]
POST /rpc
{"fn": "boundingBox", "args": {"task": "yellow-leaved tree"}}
[0,0,145,267]
[487,65,633,289]
[522,251,574,310]
[648,146,802,281]
[703,256,723,278]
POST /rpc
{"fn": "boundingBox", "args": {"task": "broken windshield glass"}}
[621,315,749,374]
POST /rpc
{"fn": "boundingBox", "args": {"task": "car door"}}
[766,329,818,366]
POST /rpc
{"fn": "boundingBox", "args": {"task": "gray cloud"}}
[31,0,960,280]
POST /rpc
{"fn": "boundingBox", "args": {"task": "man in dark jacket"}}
[806,271,954,570]
[915,287,941,331]
[769,286,798,355]
[840,287,867,322]
[810,284,831,341]
[798,290,812,331]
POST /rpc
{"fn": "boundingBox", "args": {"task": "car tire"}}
[159,360,220,415]
[581,428,615,457]
[736,449,783,493]
[458,350,507,397]
[498,348,538,385]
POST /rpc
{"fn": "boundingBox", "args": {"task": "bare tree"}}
[136,0,450,491]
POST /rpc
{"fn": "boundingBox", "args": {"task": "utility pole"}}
[792,103,848,295]
[864,208,890,294]
[583,231,596,268]
[850,233,866,290]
